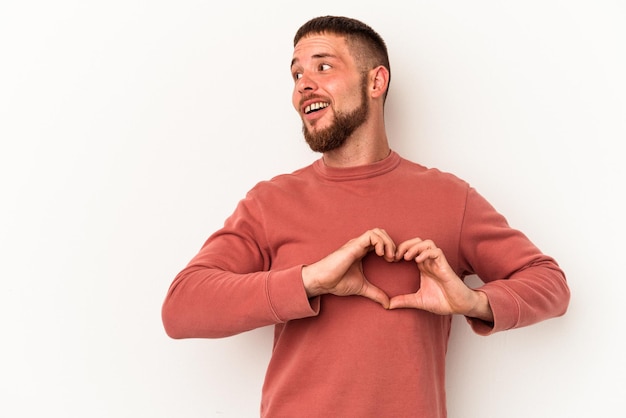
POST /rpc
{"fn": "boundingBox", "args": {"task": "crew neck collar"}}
[313,150,401,181]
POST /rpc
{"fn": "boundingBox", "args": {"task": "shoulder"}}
[246,162,317,198]
[397,155,470,190]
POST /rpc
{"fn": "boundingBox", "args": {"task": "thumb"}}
[388,293,419,310]
[359,280,391,309]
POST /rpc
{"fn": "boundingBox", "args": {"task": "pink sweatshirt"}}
[162,151,570,417]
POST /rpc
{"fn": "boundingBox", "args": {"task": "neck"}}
[322,132,391,168]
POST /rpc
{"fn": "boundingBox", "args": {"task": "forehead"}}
[291,33,353,66]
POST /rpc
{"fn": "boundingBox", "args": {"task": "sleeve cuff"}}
[266,265,320,322]
[466,284,520,336]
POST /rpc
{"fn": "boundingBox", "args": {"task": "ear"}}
[369,66,390,99]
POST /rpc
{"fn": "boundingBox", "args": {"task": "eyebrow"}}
[290,53,337,69]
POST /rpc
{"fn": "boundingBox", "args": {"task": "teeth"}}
[305,102,329,114]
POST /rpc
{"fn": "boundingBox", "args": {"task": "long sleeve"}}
[161,193,319,339]
[458,187,570,335]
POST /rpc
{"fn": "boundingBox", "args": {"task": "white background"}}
[1,1,624,417]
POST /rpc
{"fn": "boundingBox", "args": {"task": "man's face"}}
[291,34,370,152]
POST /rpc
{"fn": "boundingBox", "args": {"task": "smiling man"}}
[292,33,372,153]
[162,16,570,418]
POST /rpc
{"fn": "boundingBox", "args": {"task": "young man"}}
[162,16,570,417]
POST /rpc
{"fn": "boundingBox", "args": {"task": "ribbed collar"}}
[312,150,401,182]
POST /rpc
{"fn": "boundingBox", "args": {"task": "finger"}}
[396,238,435,261]
[388,293,420,310]
[415,246,444,264]
[409,240,438,262]
[369,229,396,261]
[360,281,391,309]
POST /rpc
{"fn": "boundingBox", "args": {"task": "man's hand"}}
[302,228,395,309]
[389,238,494,322]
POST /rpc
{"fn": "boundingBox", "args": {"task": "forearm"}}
[162,264,317,339]
[468,259,570,335]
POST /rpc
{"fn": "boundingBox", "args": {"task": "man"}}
[162,16,570,417]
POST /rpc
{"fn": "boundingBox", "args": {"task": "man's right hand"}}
[301,228,395,308]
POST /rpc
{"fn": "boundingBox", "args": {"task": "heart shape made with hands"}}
[305,231,467,313]
[361,252,421,298]
[357,237,466,313]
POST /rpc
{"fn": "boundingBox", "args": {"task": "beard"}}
[302,80,369,153]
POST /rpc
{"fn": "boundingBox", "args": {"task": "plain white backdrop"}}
[1,1,624,417]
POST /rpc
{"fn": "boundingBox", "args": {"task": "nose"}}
[296,73,317,94]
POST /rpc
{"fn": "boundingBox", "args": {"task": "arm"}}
[161,198,318,339]
[389,187,570,335]
[458,187,570,335]
[161,196,395,339]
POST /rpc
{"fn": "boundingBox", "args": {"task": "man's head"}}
[293,16,391,101]
[291,16,391,153]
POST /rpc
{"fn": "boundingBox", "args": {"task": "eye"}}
[293,72,303,81]
[319,63,331,71]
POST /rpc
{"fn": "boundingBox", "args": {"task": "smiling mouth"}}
[304,102,330,114]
